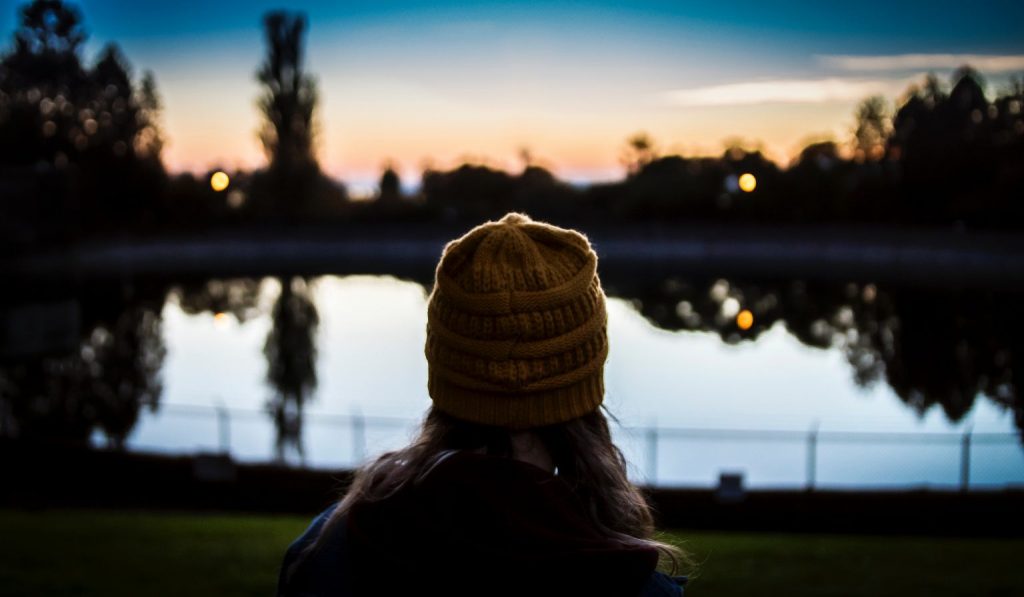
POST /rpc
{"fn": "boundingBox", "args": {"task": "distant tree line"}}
[464,67,1022,229]
[0,1,347,251]
[3,0,1023,252]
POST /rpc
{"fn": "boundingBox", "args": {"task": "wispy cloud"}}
[819,54,1024,73]
[661,78,901,107]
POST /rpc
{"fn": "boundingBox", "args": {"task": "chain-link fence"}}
[126,402,1024,490]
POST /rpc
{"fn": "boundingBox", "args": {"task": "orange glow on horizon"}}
[152,48,859,184]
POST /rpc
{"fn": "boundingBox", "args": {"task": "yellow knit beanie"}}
[425,212,608,428]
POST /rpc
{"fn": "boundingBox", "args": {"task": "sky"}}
[2,0,1023,193]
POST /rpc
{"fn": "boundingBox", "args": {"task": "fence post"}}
[806,425,818,490]
[352,410,366,466]
[646,427,658,486]
[215,401,231,455]
[960,428,972,492]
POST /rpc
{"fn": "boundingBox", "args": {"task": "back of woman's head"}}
[425,211,609,428]
[314,213,681,570]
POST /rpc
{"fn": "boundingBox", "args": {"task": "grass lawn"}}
[1,509,1022,596]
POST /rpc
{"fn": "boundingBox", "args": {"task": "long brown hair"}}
[292,405,684,577]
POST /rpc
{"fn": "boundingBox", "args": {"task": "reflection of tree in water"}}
[0,283,165,448]
[171,278,264,323]
[4,272,1018,455]
[608,275,1022,440]
[264,277,319,463]
[855,289,1018,426]
[171,275,323,459]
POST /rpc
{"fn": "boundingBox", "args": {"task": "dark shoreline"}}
[3,439,1021,538]
[5,223,1024,290]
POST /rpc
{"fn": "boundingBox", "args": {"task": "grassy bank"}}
[1,509,1021,596]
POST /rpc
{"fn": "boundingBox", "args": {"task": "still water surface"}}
[129,275,1024,489]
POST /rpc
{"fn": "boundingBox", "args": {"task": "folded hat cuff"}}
[428,370,605,429]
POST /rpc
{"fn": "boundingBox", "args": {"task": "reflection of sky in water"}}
[128,275,1024,488]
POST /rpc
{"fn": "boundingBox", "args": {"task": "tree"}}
[920,72,947,108]
[264,277,319,463]
[621,132,657,176]
[3,0,86,89]
[256,11,318,175]
[249,10,338,218]
[378,163,402,204]
[0,0,167,241]
[853,96,890,161]
[89,44,137,151]
[0,0,88,165]
[135,70,164,160]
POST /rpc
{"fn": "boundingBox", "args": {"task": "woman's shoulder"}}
[277,503,352,597]
[639,571,687,597]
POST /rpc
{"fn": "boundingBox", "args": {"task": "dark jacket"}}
[278,450,684,596]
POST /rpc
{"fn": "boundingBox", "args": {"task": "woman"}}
[277,213,687,596]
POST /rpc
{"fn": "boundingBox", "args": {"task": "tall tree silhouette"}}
[264,277,319,463]
[251,11,323,218]
[257,11,317,172]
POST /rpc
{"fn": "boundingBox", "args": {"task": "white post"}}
[215,400,231,455]
[806,424,818,490]
[646,426,658,486]
[352,409,366,466]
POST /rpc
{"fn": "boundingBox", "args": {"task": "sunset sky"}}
[3,0,1022,193]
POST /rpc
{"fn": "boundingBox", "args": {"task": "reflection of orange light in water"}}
[738,173,756,192]
[736,309,754,330]
[210,171,230,192]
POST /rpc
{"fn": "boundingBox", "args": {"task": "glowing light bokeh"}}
[210,171,230,192]
[738,173,757,192]
[737,309,754,330]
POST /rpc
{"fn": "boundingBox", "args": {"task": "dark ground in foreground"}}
[0,509,1021,596]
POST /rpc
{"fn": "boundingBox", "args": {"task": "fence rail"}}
[132,402,1023,491]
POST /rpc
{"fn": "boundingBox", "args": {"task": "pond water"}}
[124,274,1024,489]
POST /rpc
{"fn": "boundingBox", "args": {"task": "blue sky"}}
[2,0,1022,191]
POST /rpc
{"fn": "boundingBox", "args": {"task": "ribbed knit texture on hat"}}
[425,212,608,429]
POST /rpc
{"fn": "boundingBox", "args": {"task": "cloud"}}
[661,78,902,107]
[818,54,1024,73]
